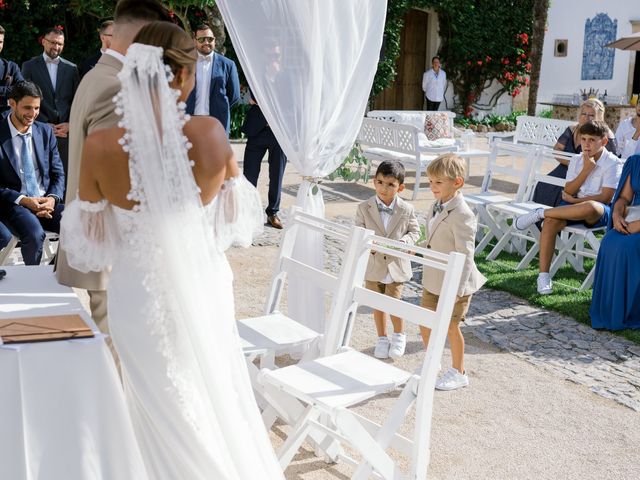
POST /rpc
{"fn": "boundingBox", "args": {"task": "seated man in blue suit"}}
[0,81,64,265]
[185,23,240,135]
[0,220,11,249]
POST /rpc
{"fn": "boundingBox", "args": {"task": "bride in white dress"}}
[60,22,283,479]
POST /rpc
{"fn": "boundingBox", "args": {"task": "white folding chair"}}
[548,225,604,290]
[238,208,374,429]
[485,148,574,267]
[0,232,59,266]
[465,141,539,254]
[259,235,465,479]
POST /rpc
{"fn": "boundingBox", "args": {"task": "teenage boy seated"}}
[515,120,623,294]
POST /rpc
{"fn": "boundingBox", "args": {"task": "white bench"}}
[357,117,458,200]
[488,115,574,149]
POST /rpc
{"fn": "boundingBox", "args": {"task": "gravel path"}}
[229,208,640,479]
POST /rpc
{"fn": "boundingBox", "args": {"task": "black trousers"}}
[425,98,441,111]
[242,127,287,216]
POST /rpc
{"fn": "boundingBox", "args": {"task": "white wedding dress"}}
[60,44,283,480]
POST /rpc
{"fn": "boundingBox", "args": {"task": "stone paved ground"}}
[253,210,640,413]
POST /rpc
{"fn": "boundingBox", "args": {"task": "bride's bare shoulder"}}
[183,116,231,169]
[84,127,127,161]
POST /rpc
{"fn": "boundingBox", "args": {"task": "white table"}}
[0,266,147,480]
[456,148,491,179]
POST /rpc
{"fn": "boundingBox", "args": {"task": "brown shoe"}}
[267,214,283,229]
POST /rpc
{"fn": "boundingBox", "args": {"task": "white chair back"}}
[480,141,541,202]
[513,115,574,148]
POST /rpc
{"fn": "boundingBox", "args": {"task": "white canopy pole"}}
[218,0,387,331]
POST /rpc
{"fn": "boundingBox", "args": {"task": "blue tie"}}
[19,133,39,197]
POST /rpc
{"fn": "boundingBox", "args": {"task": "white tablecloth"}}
[0,266,147,480]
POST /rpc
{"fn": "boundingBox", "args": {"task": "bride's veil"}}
[117,43,282,478]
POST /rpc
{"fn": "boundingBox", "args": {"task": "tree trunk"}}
[527,0,549,116]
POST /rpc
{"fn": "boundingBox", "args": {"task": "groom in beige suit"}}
[56,0,170,336]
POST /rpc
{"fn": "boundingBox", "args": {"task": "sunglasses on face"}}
[196,37,214,44]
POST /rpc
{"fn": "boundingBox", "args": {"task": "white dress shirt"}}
[566,149,623,198]
[375,196,397,284]
[43,53,60,90]
[7,116,45,204]
[422,68,447,102]
[103,48,126,64]
[614,117,640,160]
[194,53,214,115]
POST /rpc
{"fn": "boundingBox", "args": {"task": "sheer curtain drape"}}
[218,0,386,332]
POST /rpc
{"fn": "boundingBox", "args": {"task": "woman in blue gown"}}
[590,154,640,330]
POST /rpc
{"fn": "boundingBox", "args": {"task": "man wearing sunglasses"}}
[22,26,79,189]
[185,24,240,136]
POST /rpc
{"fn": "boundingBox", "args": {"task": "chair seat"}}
[465,192,514,205]
[262,349,412,410]
[238,312,321,356]
[489,200,549,216]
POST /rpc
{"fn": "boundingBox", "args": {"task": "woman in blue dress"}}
[590,154,640,330]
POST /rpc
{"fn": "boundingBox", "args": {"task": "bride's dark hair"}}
[133,21,197,76]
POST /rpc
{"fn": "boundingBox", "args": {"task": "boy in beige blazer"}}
[419,154,486,390]
[355,161,420,359]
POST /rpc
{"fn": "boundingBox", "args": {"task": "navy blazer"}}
[0,58,24,113]
[241,90,268,137]
[185,53,240,133]
[22,55,79,124]
[0,116,65,204]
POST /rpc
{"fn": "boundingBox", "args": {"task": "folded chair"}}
[259,235,465,479]
[485,148,574,268]
[465,141,539,254]
[238,208,373,429]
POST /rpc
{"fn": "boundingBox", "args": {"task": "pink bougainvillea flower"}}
[477,60,483,66]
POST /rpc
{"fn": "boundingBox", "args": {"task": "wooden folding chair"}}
[259,235,465,479]
[465,141,539,254]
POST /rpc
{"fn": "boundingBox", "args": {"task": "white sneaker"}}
[388,333,406,359]
[435,367,469,391]
[374,336,390,359]
[515,208,544,231]
[536,273,553,294]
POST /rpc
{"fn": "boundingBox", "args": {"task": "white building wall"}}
[537,0,638,110]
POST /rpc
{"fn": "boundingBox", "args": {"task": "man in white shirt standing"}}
[422,56,446,111]
[185,24,240,136]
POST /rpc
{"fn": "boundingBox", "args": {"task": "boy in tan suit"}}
[419,154,486,390]
[355,161,420,359]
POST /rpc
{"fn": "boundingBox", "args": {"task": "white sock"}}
[536,208,545,221]
[539,272,551,280]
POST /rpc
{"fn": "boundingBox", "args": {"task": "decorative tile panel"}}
[581,13,616,81]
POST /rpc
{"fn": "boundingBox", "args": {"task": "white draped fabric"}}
[218,0,387,332]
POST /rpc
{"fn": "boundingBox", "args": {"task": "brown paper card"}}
[0,314,94,344]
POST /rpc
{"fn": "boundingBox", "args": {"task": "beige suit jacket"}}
[421,193,486,297]
[56,54,123,291]
[354,196,421,283]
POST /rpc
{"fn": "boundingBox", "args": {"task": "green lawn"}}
[475,248,640,346]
